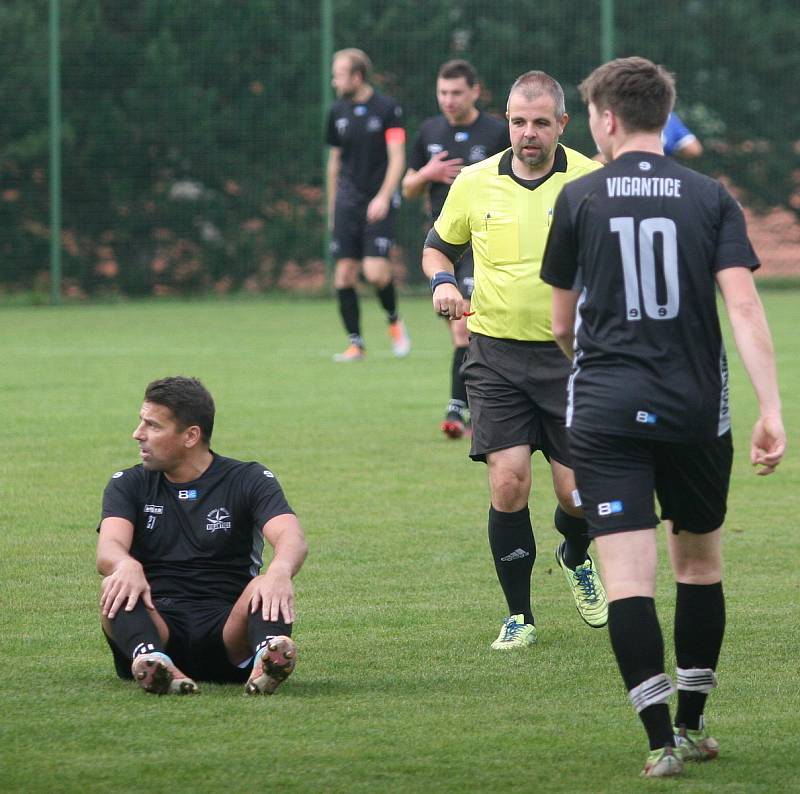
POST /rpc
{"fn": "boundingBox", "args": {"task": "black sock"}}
[608,597,674,750]
[376,281,398,323]
[674,581,725,730]
[451,346,469,404]
[337,287,361,338]
[247,611,293,657]
[108,600,164,660]
[487,505,535,625]
[554,506,590,569]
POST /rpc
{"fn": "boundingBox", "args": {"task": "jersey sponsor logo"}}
[606,176,682,198]
[500,547,530,562]
[112,471,124,479]
[454,131,469,142]
[469,144,487,162]
[427,143,444,156]
[597,500,624,517]
[366,116,383,132]
[143,504,164,514]
[177,489,198,500]
[353,105,367,116]
[206,507,232,534]
[636,411,658,425]
[263,470,275,478]
[335,117,349,135]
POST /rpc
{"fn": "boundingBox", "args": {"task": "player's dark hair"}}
[144,376,215,444]
[579,56,675,133]
[438,59,478,87]
[508,71,566,118]
[334,48,372,81]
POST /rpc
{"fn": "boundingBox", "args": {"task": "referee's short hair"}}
[144,376,215,444]
[579,57,675,133]
[508,71,566,118]
[437,59,478,87]
[333,48,372,81]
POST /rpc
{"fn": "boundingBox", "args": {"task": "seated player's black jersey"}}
[326,91,404,203]
[541,151,759,442]
[100,454,294,602]
[408,111,509,219]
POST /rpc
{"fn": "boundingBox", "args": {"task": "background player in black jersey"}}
[97,376,308,696]
[541,57,786,777]
[326,48,411,362]
[403,59,509,439]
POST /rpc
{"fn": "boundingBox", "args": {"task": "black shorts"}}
[568,429,733,537]
[106,597,289,684]
[461,334,572,464]
[455,247,475,299]
[330,193,399,260]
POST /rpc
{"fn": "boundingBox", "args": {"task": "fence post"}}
[601,0,615,62]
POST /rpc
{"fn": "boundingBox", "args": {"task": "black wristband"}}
[430,271,458,293]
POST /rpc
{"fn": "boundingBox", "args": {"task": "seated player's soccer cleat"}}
[674,719,720,762]
[131,652,199,695]
[641,745,683,778]
[333,344,365,362]
[555,542,608,628]
[388,319,411,358]
[441,409,467,439]
[244,635,297,696]
[490,614,537,650]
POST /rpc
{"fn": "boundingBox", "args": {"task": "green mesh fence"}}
[1,0,798,299]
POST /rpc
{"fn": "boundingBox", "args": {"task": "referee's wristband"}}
[430,271,458,293]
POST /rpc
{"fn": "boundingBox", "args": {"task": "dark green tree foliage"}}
[1,0,797,294]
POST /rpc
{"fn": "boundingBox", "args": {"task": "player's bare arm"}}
[248,513,308,624]
[367,139,405,223]
[402,151,465,199]
[97,516,154,618]
[716,266,786,474]
[551,286,579,359]
[326,146,341,230]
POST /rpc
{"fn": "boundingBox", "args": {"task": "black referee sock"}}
[674,581,725,730]
[488,505,536,625]
[247,611,292,657]
[451,346,469,405]
[337,287,361,338]
[108,600,164,660]
[376,281,398,323]
[608,597,674,750]
[554,506,591,569]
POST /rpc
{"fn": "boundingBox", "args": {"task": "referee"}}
[542,57,785,777]
[422,71,608,650]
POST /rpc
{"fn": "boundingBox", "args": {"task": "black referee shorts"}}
[462,333,572,465]
[568,429,733,537]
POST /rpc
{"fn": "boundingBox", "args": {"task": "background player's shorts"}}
[105,597,292,683]
[454,247,475,299]
[568,429,733,537]
[330,193,398,260]
[462,334,572,464]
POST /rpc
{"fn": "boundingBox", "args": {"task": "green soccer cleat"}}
[490,614,537,650]
[674,718,720,762]
[641,745,684,778]
[555,543,608,628]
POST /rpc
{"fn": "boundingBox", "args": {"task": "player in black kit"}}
[541,57,786,778]
[97,376,308,696]
[403,59,508,438]
[326,48,410,362]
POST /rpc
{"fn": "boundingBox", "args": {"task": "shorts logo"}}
[636,411,658,425]
[177,489,198,500]
[206,507,232,534]
[455,131,469,142]
[597,500,624,517]
[373,236,391,255]
[367,116,382,132]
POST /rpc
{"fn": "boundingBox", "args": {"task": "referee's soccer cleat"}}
[333,344,365,362]
[490,614,537,650]
[388,319,411,357]
[674,719,720,762]
[131,652,199,695]
[641,745,683,778]
[441,409,468,439]
[244,635,297,696]
[555,542,608,628]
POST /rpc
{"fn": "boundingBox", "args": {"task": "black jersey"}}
[408,111,509,219]
[326,91,404,203]
[100,453,294,602]
[540,151,759,442]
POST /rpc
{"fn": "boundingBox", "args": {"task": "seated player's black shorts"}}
[330,192,399,260]
[568,429,733,537]
[461,333,572,465]
[455,246,475,299]
[105,598,291,684]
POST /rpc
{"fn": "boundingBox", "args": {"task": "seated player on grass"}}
[96,376,308,695]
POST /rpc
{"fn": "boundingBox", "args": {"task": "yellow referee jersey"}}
[434,144,601,341]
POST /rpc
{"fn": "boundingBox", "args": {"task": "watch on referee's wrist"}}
[430,271,458,293]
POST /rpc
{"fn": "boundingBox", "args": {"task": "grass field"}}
[1,291,797,793]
